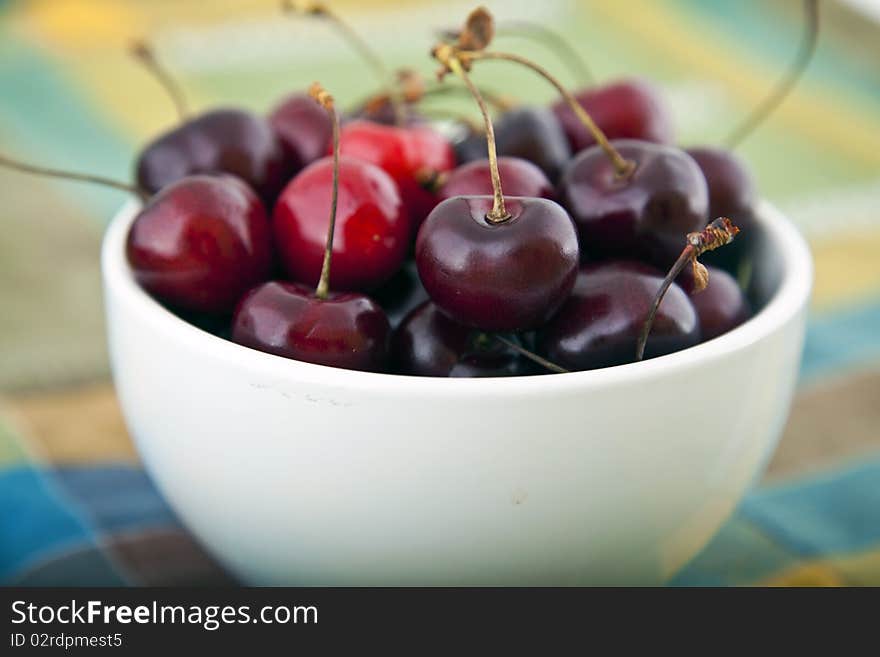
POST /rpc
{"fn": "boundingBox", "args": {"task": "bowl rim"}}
[102,199,812,395]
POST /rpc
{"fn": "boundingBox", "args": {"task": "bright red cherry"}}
[559,140,709,267]
[537,261,699,371]
[392,301,529,377]
[416,196,579,331]
[127,175,273,314]
[273,156,408,291]
[439,156,554,202]
[233,83,391,372]
[337,120,455,230]
[135,108,296,204]
[269,92,334,170]
[232,281,389,371]
[551,78,673,153]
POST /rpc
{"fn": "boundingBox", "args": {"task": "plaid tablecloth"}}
[1,0,879,586]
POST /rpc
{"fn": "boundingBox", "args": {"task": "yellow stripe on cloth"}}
[592,0,880,168]
[811,229,880,311]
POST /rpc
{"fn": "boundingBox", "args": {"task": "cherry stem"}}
[635,217,740,361]
[0,153,149,202]
[495,335,569,374]
[495,19,593,86]
[130,40,189,122]
[433,46,509,223]
[467,50,634,178]
[725,0,819,148]
[284,1,406,127]
[309,82,340,301]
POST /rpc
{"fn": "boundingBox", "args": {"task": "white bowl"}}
[102,201,811,585]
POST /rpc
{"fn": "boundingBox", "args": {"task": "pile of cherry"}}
[1,3,819,377]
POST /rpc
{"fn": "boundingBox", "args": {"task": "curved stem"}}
[636,217,740,360]
[496,19,593,85]
[441,54,509,223]
[468,50,633,177]
[130,40,188,122]
[0,153,149,201]
[495,335,568,374]
[635,246,694,361]
[285,1,405,127]
[309,83,340,301]
[725,0,819,148]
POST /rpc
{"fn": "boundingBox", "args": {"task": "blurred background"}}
[1,0,879,585]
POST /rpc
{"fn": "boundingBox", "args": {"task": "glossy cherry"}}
[269,92,334,169]
[416,196,579,331]
[273,156,408,291]
[438,156,554,201]
[679,265,751,341]
[537,261,699,371]
[337,120,455,230]
[551,78,673,153]
[392,301,529,377]
[454,107,570,183]
[685,146,756,228]
[232,281,390,371]
[135,108,296,203]
[127,175,273,314]
[232,83,391,372]
[559,139,709,267]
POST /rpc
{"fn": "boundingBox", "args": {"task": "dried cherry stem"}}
[635,218,740,361]
[284,1,405,126]
[432,44,509,223]
[0,153,149,202]
[308,82,341,300]
[725,0,819,148]
[495,19,593,85]
[495,336,569,374]
[464,49,634,178]
[130,40,189,121]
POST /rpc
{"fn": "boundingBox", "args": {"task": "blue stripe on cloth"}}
[0,467,95,582]
[738,457,880,557]
[52,465,179,533]
[674,456,880,585]
[801,300,880,383]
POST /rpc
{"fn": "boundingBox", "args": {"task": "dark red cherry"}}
[551,78,673,153]
[232,281,389,372]
[126,175,272,314]
[685,147,756,224]
[416,195,579,331]
[454,107,570,183]
[393,301,528,377]
[685,147,757,272]
[559,139,709,267]
[337,120,455,230]
[371,260,429,327]
[269,92,334,169]
[679,266,751,341]
[439,156,554,202]
[537,261,699,371]
[273,156,408,291]
[135,108,296,203]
